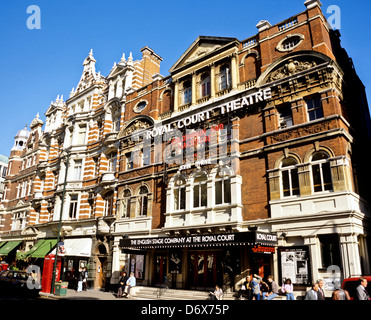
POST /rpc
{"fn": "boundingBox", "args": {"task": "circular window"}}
[134,101,147,113]
[276,34,304,52]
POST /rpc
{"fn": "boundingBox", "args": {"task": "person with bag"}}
[82,267,88,291]
[116,271,128,298]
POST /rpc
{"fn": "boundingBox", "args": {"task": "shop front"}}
[120,231,278,291]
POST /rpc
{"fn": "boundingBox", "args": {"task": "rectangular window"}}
[215,178,231,204]
[184,88,192,105]
[69,195,78,219]
[77,125,87,144]
[307,97,323,121]
[73,160,82,180]
[126,153,133,170]
[278,105,293,129]
[108,153,117,172]
[93,157,99,177]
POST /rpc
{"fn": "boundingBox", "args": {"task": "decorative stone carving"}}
[268,59,317,83]
[269,121,332,143]
[120,120,151,137]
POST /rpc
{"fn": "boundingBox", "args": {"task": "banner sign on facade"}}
[119,231,278,249]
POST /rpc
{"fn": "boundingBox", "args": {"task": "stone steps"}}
[130,286,305,300]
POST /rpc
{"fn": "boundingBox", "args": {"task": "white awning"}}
[61,238,92,257]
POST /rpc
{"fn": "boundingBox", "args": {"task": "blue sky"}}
[0,0,370,157]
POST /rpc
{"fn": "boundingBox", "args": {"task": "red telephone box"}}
[41,254,62,293]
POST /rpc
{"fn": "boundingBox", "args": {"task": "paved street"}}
[40,289,119,300]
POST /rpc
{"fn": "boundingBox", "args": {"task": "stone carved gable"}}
[169,36,237,73]
[118,118,153,138]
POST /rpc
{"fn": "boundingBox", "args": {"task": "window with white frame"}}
[193,172,207,208]
[306,96,324,121]
[280,157,300,197]
[104,191,114,216]
[12,212,26,230]
[141,147,151,167]
[137,186,149,216]
[174,176,186,211]
[72,160,82,180]
[311,151,333,192]
[215,169,231,205]
[108,151,118,172]
[112,108,121,132]
[69,194,78,219]
[77,125,87,144]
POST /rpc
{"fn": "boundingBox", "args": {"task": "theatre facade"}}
[1,0,371,295]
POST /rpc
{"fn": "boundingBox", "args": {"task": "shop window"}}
[278,104,293,129]
[281,157,300,197]
[215,169,231,205]
[319,234,341,268]
[174,177,186,211]
[193,172,207,208]
[306,97,323,121]
[311,151,333,193]
[137,186,149,216]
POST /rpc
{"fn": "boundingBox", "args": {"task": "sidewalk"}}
[40,289,119,300]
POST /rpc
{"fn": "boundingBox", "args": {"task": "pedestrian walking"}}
[356,277,370,300]
[304,283,319,300]
[116,271,128,298]
[263,275,279,300]
[281,278,295,300]
[77,269,83,292]
[123,272,136,298]
[316,279,325,300]
[82,267,88,291]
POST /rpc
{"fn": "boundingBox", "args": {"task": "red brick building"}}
[1,0,370,296]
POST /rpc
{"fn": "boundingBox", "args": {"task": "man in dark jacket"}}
[116,271,128,298]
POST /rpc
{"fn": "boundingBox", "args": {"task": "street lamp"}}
[50,149,70,294]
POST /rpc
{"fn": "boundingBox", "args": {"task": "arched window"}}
[219,64,231,91]
[137,186,149,216]
[119,189,132,218]
[174,176,186,211]
[200,73,211,97]
[215,168,231,204]
[193,172,207,208]
[281,157,300,197]
[311,151,333,192]
[112,107,121,132]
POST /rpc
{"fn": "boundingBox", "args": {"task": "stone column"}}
[231,53,238,90]
[174,80,179,112]
[339,233,362,278]
[191,72,197,105]
[304,236,321,282]
[210,63,216,98]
